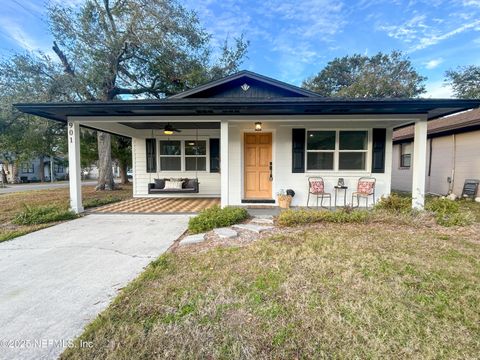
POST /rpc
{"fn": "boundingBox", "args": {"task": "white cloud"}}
[462,0,480,6]
[424,58,443,69]
[424,81,453,98]
[0,17,40,51]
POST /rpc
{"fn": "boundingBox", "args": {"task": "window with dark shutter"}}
[372,128,386,173]
[210,139,220,173]
[292,128,305,173]
[146,138,157,173]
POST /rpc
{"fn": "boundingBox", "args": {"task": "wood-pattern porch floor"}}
[90,197,220,214]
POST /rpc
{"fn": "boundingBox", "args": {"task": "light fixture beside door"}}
[255,122,262,131]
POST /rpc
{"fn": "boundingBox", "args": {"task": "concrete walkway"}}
[0,214,189,360]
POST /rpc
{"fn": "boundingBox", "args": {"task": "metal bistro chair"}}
[352,177,376,209]
[307,177,331,209]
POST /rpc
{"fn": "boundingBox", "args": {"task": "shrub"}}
[12,205,78,225]
[277,208,369,227]
[374,194,412,213]
[188,206,249,234]
[426,197,459,214]
[426,197,474,227]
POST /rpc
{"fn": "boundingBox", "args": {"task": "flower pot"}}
[278,195,292,209]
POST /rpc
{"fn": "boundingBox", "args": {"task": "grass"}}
[0,184,132,242]
[61,215,480,359]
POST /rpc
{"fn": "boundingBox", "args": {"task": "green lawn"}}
[0,184,132,242]
[62,209,480,359]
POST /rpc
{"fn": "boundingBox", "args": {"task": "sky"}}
[1,0,480,98]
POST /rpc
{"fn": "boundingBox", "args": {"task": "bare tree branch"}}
[52,41,75,76]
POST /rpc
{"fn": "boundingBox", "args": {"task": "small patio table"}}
[334,186,348,209]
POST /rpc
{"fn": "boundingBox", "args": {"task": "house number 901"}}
[68,122,74,143]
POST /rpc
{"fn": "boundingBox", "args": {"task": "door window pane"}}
[339,152,366,170]
[185,141,206,155]
[307,152,334,170]
[185,157,206,171]
[307,131,335,150]
[160,157,181,171]
[339,131,367,150]
[160,141,181,155]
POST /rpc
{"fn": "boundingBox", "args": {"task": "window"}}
[400,142,412,168]
[160,140,181,171]
[185,140,206,171]
[306,130,369,171]
[146,139,157,173]
[54,164,64,173]
[338,131,368,170]
[306,131,335,170]
[21,163,34,173]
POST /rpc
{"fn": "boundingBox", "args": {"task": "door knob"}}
[269,161,273,181]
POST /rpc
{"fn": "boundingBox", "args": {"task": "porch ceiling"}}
[119,122,220,129]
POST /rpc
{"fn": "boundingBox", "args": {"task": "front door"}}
[244,132,272,199]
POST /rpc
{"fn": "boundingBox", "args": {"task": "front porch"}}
[15,71,480,214]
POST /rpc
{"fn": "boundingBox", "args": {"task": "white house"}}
[392,108,480,196]
[15,71,480,213]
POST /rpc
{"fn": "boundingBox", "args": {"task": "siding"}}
[391,129,480,197]
[452,131,480,195]
[132,129,221,197]
[429,136,453,195]
[228,121,393,207]
[391,143,413,192]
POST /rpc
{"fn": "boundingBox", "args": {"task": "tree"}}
[445,65,480,99]
[112,136,132,184]
[302,51,426,98]
[0,54,69,182]
[47,0,248,190]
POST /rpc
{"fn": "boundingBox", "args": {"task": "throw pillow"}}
[164,180,183,189]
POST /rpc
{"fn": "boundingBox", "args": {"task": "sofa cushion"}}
[154,178,165,189]
[183,178,197,189]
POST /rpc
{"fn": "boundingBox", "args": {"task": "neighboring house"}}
[15,70,480,212]
[1,157,67,183]
[392,108,480,197]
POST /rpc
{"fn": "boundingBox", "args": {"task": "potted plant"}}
[277,189,295,209]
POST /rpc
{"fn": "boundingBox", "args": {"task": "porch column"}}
[220,120,229,207]
[67,120,83,213]
[412,118,427,209]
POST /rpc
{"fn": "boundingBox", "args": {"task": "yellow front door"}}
[244,133,272,199]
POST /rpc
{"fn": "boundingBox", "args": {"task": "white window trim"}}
[305,129,371,173]
[158,138,210,173]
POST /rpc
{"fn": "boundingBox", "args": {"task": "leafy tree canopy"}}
[302,51,426,98]
[445,65,480,99]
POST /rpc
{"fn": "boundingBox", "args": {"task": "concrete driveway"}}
[0,214,189,360]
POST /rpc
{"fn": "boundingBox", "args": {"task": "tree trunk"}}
[119,160,129,184]
[38,156,45,182]
[95,132,115,190]
[12,161,19,183]
[0,168,7,184]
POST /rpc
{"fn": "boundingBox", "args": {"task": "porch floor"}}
[91,197,220,214]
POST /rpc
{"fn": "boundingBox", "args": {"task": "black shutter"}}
[146,138,157,173]
[292,128,305,173]
[372,128,386,173]
[210,139,220,173]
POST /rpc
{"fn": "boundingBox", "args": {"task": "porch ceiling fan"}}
[163,123,181,135]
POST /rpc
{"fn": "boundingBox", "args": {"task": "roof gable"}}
[170,70,320,99]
